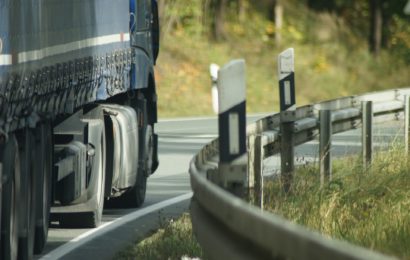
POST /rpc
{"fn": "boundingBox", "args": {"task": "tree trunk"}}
[369,0,383,57]
[238,0,246,22]
[157,0,165,36]
[275,0,283,46]
[211,0,227,41]
[269,0,283,46]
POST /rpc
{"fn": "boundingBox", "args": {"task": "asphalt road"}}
[36,116,221,260]
[35,115,404,259]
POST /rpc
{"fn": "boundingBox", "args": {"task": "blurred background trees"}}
[155,0,410,117]
[157,0,410,58]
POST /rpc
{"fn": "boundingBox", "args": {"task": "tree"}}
[238,0,247,22]
[369,0,383,57]
[267,0,283,46]
[210,0,228,41]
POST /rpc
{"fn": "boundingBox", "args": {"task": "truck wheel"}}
[34,123,52,254]
[120,168,147,208]
[144,125,154,177]
[59,125,105,228]
[1,135,20,260]
[17,129,37,260]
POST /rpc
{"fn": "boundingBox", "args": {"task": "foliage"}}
[390,15,410,63]
[156,0,410,117]
[264,146,410,259]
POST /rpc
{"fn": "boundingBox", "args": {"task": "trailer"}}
[0,0,160,259]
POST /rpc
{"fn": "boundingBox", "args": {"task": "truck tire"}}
[144,125,154,177]
[34,123,53,254]
[17,129,37,260]
[120,169,147,208]
[59,124,106,228]
[1,135,20,260]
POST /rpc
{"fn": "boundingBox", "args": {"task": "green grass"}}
[115,213,203,260]
[116,148,410,259]
[264,146,410,259]
[156,0,410,117]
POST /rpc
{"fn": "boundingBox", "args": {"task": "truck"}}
[0,0,160,259]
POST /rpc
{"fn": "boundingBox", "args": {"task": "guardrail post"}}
[362,101,373,169]
[405,96,410,155]
[254,135,264,208]
[319,110,332,186]
[247,134,256,190]
[215,60,248,196]
[278,48,296,192]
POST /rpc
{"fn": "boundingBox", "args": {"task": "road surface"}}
[36,115,403,259]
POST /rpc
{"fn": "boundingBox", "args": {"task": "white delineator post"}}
[214,60,248,194]
[278,48,296,192]
[210,63,220,114]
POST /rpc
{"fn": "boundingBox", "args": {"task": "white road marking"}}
[159,116,217,122]
[39,192,193,260]
[158,114,267,123]
[159,136,217,144]
[306,140,391,147]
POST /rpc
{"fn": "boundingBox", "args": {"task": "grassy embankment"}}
[156,0,410,117]
[264,145,410,259]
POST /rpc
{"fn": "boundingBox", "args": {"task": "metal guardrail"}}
[189,87,410,259]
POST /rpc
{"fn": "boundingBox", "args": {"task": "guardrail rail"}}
[189,55,409,260]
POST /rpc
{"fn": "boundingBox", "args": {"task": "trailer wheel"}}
[34,123,53,254]
[17,129,37,260]
[1,135,20,260]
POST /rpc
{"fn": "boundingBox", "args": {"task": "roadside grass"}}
[156,0,410,118]
[264,145,410,259]
[115,213,203,260]
[116,147,410,259]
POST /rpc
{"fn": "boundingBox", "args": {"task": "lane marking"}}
[39,192,193,260]
[305,141,393,147]
[159,138,216,144]
[158,114,267,123]
[159,134,218,139]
